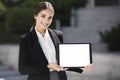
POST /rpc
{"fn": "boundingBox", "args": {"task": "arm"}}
[54,30,63,43]
[68,64,93,73]
[54,30,84,73]
[19,36,49,75]
[54,30,94,73]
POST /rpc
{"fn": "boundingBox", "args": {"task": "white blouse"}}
[35,28,57,65]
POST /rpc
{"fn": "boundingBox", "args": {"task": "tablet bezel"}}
[58,43,92,68]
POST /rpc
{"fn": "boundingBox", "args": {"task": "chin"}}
[43,27,47,30]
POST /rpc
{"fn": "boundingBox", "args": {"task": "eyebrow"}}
[41,13,53,18]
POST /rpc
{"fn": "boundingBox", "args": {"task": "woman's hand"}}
[47,64,67,72]
[80,64,93,71]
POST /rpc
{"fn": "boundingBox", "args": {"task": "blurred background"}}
[0,0,120,80]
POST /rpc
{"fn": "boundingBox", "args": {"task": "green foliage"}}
[49,0,87,26]
[5,0,41,35]
[5,6,34,35]
[99,24,120,51]
[0,31,19,44]
[0,0,87,43]
[4,0,87,35]
[0,0,6,12]
[1,0,24,7]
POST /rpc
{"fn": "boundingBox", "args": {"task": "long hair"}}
[30,1,54,32]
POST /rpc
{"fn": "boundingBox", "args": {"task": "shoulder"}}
[48,28,64,43]
[48,28,63,35]
[48,28,63,37]
[20,32,32,43]
[53,30,63,36]
[50,29,64,43]
[20,32,30,39]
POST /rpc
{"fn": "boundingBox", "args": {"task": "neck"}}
[35,27,46,37]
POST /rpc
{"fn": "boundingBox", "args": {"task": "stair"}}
[0,65,27,80]
[63,6,120,52]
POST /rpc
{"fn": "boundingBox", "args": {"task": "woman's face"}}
[34,9,54,31]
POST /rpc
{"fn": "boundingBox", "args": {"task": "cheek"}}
[49,19,53,24]
[35,15,42,21]
[36,18,42,24]
[47,21,52,26]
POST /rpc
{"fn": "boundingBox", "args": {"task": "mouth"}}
[41,23,48,27]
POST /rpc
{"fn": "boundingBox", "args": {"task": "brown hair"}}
[30,1,54,31]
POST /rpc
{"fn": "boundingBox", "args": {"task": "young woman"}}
[19,1,93,80]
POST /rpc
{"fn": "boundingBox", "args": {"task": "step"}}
[4,75,27,80]
[0,70,20,78]
[0,65,11,71]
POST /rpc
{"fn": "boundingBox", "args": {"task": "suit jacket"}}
[19,28,83,80]
[19,28,67,80]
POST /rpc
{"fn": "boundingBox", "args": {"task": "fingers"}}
[87,64,94,71]
[55,65,68,72]
[80,64,94,71]
[53,65,64,72]
[47,64,67,72]
[80,67,85,71]
[85,65,91,71]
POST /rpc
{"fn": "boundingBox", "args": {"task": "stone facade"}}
[64,1,120,52]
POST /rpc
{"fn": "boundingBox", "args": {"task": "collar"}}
[35,28,49,38]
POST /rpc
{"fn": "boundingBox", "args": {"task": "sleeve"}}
[18,36,49,75]
[54,30,63,43]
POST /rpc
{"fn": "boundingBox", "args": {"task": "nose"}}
[43,19,49,25]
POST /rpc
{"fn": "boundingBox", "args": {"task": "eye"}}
[41,15,46,18]
[48,16,53,20]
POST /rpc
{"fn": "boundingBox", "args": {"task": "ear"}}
[34,15,37,19]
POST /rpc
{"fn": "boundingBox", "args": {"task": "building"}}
[63,0,120,52]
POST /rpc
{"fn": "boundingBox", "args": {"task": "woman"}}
[19,1,93,80]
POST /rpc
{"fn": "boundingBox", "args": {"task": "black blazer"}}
[19,28,83,80]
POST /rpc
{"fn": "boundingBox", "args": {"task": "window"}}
[95,0,119,6]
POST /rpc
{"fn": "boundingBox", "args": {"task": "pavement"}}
[0,45,120,80]
[67,52,120,80]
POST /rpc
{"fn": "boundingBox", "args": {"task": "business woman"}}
[19,1,93,80]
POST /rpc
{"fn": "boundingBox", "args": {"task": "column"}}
[70,7,78,27]
[55,19,61,30]
[86,0,95,8]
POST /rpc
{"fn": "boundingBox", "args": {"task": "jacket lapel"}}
[31,29,48,64]
[30,28,60,64]
[48,28,60,64]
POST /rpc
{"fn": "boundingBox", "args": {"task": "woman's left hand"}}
[80,64,93,71]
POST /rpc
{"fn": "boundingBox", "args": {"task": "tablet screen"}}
[58,43,92,68]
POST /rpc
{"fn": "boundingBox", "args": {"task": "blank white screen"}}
[59,44,90,67]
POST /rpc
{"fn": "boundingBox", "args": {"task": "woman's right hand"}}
[47,64,67,72]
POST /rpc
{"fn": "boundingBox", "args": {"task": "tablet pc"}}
[58,43,92,68]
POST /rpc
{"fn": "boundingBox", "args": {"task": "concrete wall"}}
[63,6,120,52]
[0,44,19,70]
